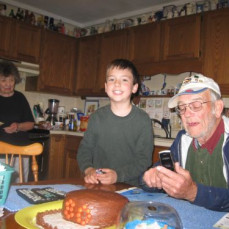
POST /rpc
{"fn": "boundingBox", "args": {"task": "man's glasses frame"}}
[175,101,212,115]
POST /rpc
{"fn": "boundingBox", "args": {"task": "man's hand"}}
[156,162,197,202]
[143,167,163,189]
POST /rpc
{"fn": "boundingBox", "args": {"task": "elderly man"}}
[140,74,229,212]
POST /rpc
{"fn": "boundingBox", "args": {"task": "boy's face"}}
[105,67,138,103]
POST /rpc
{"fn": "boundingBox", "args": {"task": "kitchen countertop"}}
[50,129,174,147]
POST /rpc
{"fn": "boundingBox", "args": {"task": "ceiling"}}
[4,0,194,27]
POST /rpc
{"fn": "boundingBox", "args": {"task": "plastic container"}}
[0,163,14,205]
[118,201,182,229]
[80,116,89,132]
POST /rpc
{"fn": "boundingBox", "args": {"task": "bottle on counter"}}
[73,119,77,132]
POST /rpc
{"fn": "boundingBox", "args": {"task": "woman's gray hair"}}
[0,60,21,84]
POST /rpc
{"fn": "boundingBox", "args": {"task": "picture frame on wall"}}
[84,100,99,115]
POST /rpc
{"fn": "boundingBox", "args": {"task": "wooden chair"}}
[0,141,43,183]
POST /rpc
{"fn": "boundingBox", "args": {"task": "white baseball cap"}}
[168,74,221,108]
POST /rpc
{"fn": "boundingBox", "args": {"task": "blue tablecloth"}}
[120,188,227,229]
[2,185,227,229]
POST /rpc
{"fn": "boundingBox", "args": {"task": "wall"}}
[15,72,85,118]
[15,71,229,124]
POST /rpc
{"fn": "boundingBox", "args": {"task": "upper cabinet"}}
[129,22,161,64]
[74,29,130,97]
[0,16,13,58]
[0,15,41,63]
[96,29,131,93]
[14,21,41,63]
[161,14,201,61]
[128,14,203,75]
[38,30,77,95]
[202,8,229,95]
[74,35,100,96]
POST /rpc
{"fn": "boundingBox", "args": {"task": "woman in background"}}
[0,60,34,182]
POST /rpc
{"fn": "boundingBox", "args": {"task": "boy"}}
[77,59,153,186]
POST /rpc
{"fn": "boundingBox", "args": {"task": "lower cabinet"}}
[48,134,83,179]
[64,135,83,179]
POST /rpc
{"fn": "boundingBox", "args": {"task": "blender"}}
[46,99,60,125]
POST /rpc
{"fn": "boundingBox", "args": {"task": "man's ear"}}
[105,82,107,93]
[215,99,224,118]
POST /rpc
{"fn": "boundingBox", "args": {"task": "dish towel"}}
[3,184,84,212]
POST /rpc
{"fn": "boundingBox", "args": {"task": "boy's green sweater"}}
[77,105,154,186]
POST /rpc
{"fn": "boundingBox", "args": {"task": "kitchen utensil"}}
[46,99,60,126]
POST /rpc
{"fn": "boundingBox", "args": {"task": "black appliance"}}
[28,129,50,181]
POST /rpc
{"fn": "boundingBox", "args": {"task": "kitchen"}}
[1,0,229,180]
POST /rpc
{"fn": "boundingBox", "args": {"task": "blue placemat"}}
[120,188,227,229]
[3,184,85,212]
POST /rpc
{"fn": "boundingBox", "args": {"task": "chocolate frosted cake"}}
[36,189,129,229]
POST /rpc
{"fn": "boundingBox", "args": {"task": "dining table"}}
[0,177,228,229]
[0,177,131,229]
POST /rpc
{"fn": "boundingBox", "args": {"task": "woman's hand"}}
[4,122,18,133]
[3,122,34,133]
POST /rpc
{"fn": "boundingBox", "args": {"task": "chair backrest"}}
[0,141,43,183]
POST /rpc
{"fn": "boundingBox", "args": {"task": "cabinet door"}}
[74,35,99,96]
[129,23,161,75]
[129,22,161,64]
[15,22,41,63]
[0,16,14,58]
[203,8,229,95]
[64,136,83,179]
[96,30,130,93]
[161,14,201,60]
[39,30,76,95]
[48,135,65,179]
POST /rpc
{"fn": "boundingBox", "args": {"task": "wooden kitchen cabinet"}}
[129,22,161,64]
[64,135,83,179]
[202,8,229,95]
[14,21,41,63]
[0,15,41,63]
[0,16,13,58]
[74,35,100,96]
[129,22,161,75]
[38,30,77,95]
[48,135,66,179]
[161,14,202,61]
[128,14,203,75]
[96,29,131,93]
[48,134,83,179]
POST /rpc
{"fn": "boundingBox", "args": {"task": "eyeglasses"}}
[175,101,212,115]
